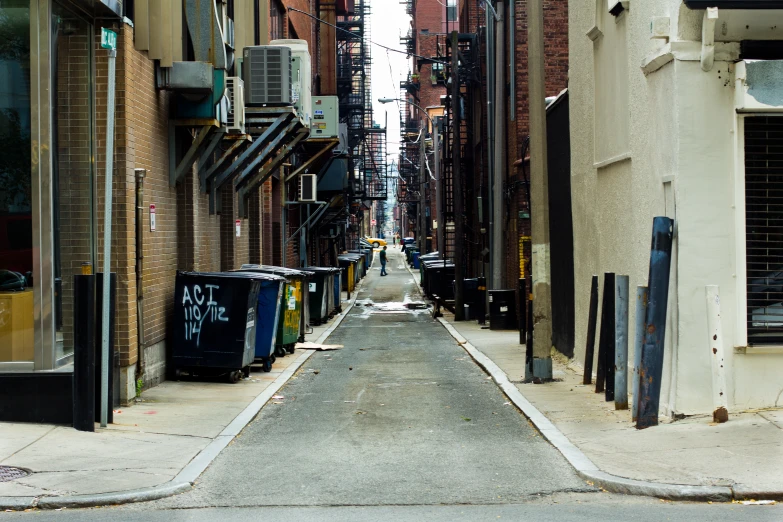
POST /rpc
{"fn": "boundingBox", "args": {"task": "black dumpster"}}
[171,271,261,382]
[304,267,334,325]
[423,260,455,299]
[489,289,517,330]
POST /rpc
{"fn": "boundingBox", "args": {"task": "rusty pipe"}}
[135,169,146,388]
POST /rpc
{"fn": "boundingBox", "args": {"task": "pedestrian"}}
[380,246,388,276]
[393,235,397,247]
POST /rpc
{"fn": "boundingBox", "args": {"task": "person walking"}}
[379,246,388,276]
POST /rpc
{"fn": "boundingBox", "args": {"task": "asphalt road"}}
[3,247,781,520]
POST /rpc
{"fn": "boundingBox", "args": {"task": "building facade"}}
[569,0,783,413]
[0,0,385,424]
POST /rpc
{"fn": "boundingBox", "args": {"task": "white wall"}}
[569,0,783,415]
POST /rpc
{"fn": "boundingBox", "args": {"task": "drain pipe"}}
[134,168,146,387]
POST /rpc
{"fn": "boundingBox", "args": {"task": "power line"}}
[287,6,448,65]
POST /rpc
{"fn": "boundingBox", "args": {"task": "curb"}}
[435,316,737,502]
[0,286,361,511]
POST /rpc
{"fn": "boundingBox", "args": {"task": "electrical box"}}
[299,174,317,202]
[270,39,311,127]
[309,96,339,139]
[243,46,293,106]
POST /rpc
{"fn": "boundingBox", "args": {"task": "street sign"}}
[149,204,156,232]
[371,219,377,225]
[235,219,241,237]
[100,28,117,50]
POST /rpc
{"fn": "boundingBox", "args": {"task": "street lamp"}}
[378,98,441,255]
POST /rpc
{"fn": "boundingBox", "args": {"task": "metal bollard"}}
[583,275,599,385]
[637,217,674,430]
[596,273,615,396]
[614,275,630,410]
[632,286,648,421]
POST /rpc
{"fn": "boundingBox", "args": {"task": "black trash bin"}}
[171,271,261,382]
[489,289,517,330]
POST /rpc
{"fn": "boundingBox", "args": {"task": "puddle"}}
[353,296,431,316]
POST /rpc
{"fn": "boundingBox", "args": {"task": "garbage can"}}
[304,267,331,326]
[412,252,421,269]
[333,268,343,313]
[239,265,313,356]
[489,289,517,330]
[172,271,261,382]
[232,273,286,372]
[338,256,357,294]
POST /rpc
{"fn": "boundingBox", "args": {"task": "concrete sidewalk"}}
[437,310,783,501]
[0,291,358,510]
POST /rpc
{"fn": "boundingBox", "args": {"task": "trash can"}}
[338,256,357,293]
[172,271,261,382]
[489,289,517,330]
[239,265,313,356]
[232,273,286,372]
[333,268,343,313]
[304,267,331,326]
[412,252,421,269]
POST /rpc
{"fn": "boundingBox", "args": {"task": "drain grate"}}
[0,466,31,482]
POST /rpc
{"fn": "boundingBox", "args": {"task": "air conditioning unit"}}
[226,76,245,133]
[243,46,293,106]
[270,40,312,128]
[299,174,317,202]
[309,96,338,139]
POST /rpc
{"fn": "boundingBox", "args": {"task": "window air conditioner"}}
[299,174,317,202]
[226,76,245,134]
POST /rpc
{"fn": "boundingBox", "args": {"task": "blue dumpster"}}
[251,276,286,372]
[333,268,343,313]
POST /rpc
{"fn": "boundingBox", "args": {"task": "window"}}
[744,116,783,344]
[270,0,284,41]
[447,0,457,22]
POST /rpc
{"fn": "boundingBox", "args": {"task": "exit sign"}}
[100,28,117,50]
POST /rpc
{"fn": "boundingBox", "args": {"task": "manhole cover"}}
[0,466,30,482]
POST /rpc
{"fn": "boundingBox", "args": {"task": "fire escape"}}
[336,0,387,248]
[439,33,479,266]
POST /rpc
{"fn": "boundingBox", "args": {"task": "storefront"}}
[0,0,120,422]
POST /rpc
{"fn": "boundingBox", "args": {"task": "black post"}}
[583,275,599,385]
[73,275,96,432]
[95,273,117,424]
[477,277,487,325]
[596,273,615,395]
[637,217,674,429]
[519,278,527,345]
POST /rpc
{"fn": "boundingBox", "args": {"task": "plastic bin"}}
[172,271,264,382]
[239,265,313,356]
[238,274,286,371]
[412,252,421,269]
[333,268,343,313]
[338,256,357,293]
[304,267,333,326]
[489,289,517,330]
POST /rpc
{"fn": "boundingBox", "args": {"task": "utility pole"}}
[527,0,553,380]
[452,31,465,321]
[492,2,505,291]
[419,120,426,254]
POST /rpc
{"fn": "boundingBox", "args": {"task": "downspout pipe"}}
[134,168,146,387]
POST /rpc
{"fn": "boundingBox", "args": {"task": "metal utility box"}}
[243,46,293,106]
[310,96,339,139]
[270,39,312,127]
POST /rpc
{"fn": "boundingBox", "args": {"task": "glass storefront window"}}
[52,3,94,364]
[0,1,34,369]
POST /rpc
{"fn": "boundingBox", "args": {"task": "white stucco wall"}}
[569,0,783,415]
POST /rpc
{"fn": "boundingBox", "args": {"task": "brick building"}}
[0,0,383,423]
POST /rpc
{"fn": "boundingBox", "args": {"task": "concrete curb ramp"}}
[436,316,781,503]
[0,284,362,511]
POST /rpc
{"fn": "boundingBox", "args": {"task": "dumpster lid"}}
[178,270,286,282]
[304,266,342,273]
[239,264,315,278]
